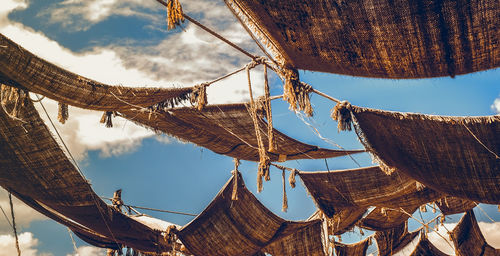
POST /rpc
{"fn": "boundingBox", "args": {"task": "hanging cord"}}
[0,205,13,228]
[67,228,79,254]
[100,197,197,217]
[35,95,122,249]
[8,193,21,256]
[232,158,240,201]
[281,167,288,212]
[245,61,270,192]
[263,65,276,153]
[462,123,500,159]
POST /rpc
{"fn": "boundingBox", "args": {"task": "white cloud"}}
[0,190,46,233]
[0,0,264,160]
[0,232,52,256]
[66,246,106,256]
[491,97,500,114]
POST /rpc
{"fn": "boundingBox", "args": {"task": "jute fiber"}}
[344,105,500,204]
[226,0,499,79]
[121,103,362,162]
[408,233,450,256]
[450,210,500,256]
[359,206,417,231]
[0,95,170,253]
[299,166,441,218]
[0,33,192,112]
[374,221,419,256]
[436,196,477,216]
[176,172,326,256]
[334,237,370,256]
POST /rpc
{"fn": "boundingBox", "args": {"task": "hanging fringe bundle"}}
[231,159,240,201]
[190,83,208,111]
[0,85,28,120]
[100,111,114,128]
[58,102,68,124]
[281,169,288,212]
[166,0,184,30]
[331,101,353,131]
[415,181,425,191]
[289,168,298,188]
[282,67,313,116]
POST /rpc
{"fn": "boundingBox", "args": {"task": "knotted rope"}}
[8,193,21,256]
[281,67,313,116]
[190,83,208,111]
[58,102,68,124]
[263,64,276,152]
[166,0,184,30]
[231,158,240,201]
[331,100,353,132]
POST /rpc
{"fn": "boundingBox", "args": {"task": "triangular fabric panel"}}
[226,0,500,78]
[348,105,500,204]
[374,221,420,256]
[334,238,370,256]
[450,210,500,256]
[409,233,451,256]
[298,166,441,217]
[121,104,362,162]
[359,206,417,231]
[176,173,326,256]
[327,207,367,235]
[0,96,169,252]
[436,197,477,216]
[0,33,192,111]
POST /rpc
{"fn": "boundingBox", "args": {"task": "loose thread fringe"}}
[282,169,288,212]
[231,159,240,201]
[58,102,68,124]
[289,169,297,188]
[100,111,114,128]
[190,83,208,111]
[282,67,313,116]
[166,0,184,30]
[149,92,191,111]
[0,85,27,119]
[165,225,178,255]
[415,181,426,191]
[331,101,353,132]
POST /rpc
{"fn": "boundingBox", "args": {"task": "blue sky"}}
[0,0,499,255]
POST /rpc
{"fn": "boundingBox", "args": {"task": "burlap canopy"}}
[176,172,326,256]
[359,206,417,231]
[436,197,477,216]
[298,166,441,217]
[374,221,419,256]
[226,0,499,78]
[0,96,170,252]
[344,105,500,204]
[408,233,450,256]
[450,210,500,256]
[121,104,362,162]
[334,238,370,256]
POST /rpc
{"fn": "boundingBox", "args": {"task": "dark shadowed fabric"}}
[349,105,500,204]
[0,97,169,252]
[298,166,441,217]
[436,197,477,215]
[374,221,420,256]
[409,233,450,256]
[334,238,370,256]
[226,0,499,78]
[328,208,367,235]
[359,206,417,231]
[450,210,500,256]
[0,33,192,111]
[177,173,325,256]
[121,103,362,162]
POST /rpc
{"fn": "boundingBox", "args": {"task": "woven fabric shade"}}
[0,96,170,253]
[409,234,450,256]
[346,105,500,204]
[121,103,362,162]
[176,172,326,256]
[436,197,477,216]
[359,206,417,231]
[333,238,370,256]
[0,33,192,112]
[327,207,367,235]
[298,166,441,218]
[226,0,499,78]
[450,210,500,256]
[374,221,419,256]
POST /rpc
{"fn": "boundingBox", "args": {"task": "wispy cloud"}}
[491,96,500,114]
[0,232,52,256]
[66,246,106,256]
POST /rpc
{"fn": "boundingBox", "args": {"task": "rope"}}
[35,96,122,249]
[263,65,276,152]
[67,228,78,254]
[0,205,13,228]
[462,123,500,159]
[475,203,495,223]
[100,197,197,217]
[8,193,21,256]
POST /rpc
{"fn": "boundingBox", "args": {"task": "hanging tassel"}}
[380,207,387,216]
[58,102,68,124]
[100,111,113,128]
[166,0,184,30]
[432,203,437,213]
[263,65,276,152]
[415,181,425,191]
[420,205,427,212]
[282,169,288,212]
[331,101,353,132]
[231,159,240,201]
[282,67,313,116]
[289,168,298,188]
[190,83,208,111]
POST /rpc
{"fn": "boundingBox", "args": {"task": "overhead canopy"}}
[226,0,499,78]
[121,104,362,162]
[374,221,419,256]
[298,166,441,217]
[0,33,192,112]
[334,238,370,256]
[359,206,417,231]
[0,95,170,252]
[345,105,500,204]
[176,172,326,256]
[450,210,500,256]
[408,233,450,256]
[436,197,477,216]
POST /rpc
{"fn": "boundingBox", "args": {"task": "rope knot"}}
[190,83,208,110]
[282,67,314,116]
[289,168,298,188]
[331,100,353,131]
[246,57,267,70]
